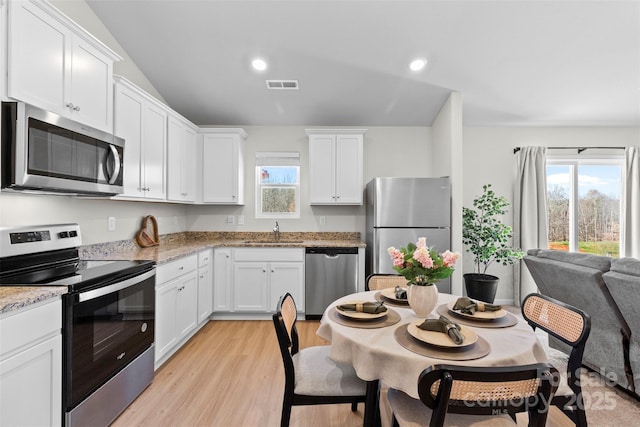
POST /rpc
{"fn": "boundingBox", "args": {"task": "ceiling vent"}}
[266,80,299,90]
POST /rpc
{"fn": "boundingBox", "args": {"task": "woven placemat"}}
[436,304,518,328]
[374,291,410,307]
[328,306,401,329]
[394,323,491,360]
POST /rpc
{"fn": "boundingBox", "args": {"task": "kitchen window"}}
[546,154,623,257]
[255,152,300,218]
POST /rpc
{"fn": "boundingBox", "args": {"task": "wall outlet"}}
[227,215,235,225]
[107,216,116,231]
[237,215,245,225]
[319,216,326,225]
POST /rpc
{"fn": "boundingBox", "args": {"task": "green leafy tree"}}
[463,184,524,274]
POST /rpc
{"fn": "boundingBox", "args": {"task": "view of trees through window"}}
[259,166,299,216]
[547,162,622,257]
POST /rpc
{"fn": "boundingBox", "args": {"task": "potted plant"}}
[462,184,524,303]
[388,237,460,316]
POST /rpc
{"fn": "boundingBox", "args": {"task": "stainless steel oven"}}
[0,224,155,427]
[1,101,124,196]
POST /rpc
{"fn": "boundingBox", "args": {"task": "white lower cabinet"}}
[197,249,213,323]
[0,299,62,427]
[155,255,198,367]
[213,248,233,312]
[231,248,304,313]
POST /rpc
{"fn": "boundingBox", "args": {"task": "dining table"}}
[316,290,549,427]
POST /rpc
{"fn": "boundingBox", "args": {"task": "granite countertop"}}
[0,231,365,315]
[0,286,67,315]
[80,231,366,264]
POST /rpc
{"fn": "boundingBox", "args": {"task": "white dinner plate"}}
[446,300,507,320]
[336,301,388,320]
[407,320,478,348]
[380,287,408,303]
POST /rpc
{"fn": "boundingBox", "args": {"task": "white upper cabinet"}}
[307,129,366,205]
[200,128,247,205]
[167,114,197,203]
[114,76,167,200]
[6,0,120,133]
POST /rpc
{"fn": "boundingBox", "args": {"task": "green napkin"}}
[453,297,502,315]
[417,315,464,344]
[394,286,407,300]
[338,301,387,314]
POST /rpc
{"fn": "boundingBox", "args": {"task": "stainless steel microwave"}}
[1,102,124,196]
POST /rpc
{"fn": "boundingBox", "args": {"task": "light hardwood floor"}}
[112,320,575,427]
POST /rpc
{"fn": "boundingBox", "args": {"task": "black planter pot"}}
[463,273,500,303]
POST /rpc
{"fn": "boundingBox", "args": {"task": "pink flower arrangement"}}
[388,238,460,286]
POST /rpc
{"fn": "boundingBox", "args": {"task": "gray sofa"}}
[524,249,637,396]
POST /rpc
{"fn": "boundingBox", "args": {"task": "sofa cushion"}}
[533,249,612,272]
[610,257,640,277]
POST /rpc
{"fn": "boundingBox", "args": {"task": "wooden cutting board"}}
[136,215,159,247]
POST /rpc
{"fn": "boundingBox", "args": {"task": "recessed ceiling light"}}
[252,58,267,71]
[409,58,427,72]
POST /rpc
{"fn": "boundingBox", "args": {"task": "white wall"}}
[462,126,640,302]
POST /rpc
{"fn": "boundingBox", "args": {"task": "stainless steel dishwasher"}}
[305,247,358,319]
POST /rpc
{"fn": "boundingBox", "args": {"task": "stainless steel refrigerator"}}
[365,177,451,293]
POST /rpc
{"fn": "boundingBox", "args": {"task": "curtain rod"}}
[513,146,626,154]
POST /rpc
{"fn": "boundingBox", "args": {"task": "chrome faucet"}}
[273,221,280,241]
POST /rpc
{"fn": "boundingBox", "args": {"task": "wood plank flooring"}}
[112,320,575,427]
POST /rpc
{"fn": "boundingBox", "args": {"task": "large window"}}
[546,155,623,257]
[255,152,300,218]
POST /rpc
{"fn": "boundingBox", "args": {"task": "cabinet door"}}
[7,0,68,114]
[155,281,178,363]
[269,262,305,312]
[168,118,196,202]
[114,84,144,197]
[309,134,336,204]
[142,103,167,199]
[213,249,233,312]
[197,264,213,323]
[0,335,62,427]
[176,271,198,337]
[233,262,268,312]
[334,134,363,204]
[202,134,241,204]
[69,38,113,132]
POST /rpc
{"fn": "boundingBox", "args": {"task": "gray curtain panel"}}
[513,146,548,306]
[622,146,640,258]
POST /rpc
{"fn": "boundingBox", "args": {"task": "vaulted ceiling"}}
[86,0,640,127]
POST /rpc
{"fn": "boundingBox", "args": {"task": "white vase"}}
[407,284,439,317]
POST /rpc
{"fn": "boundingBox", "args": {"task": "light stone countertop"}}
[1,231,365,314]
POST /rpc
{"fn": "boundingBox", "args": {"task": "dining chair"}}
[522,292,591,427]
[272,292,367,427]
[387,362,559,427]
[366,273,406,291]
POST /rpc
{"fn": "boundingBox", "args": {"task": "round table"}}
[317,291,548,400]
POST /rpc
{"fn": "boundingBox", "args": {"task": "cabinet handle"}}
[178,266,184,270]
[74,105,81,112]
[66,102,75,110]
[200,275,204,279]
[262,269,266,273]
[271,269,275,273]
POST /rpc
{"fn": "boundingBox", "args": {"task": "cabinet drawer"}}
[156,254,198,284]
[0,299,61,358]
[233,248,304,262]
[198,249,212,267]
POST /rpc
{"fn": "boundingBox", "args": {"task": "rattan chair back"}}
[366,274,406,291]
[521,293,591,427]
[418,363,558,427]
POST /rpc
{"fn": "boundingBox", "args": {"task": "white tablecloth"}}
[316,291,548,399]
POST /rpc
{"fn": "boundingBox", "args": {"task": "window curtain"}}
[513,146,548,306]
[622,146,640,258]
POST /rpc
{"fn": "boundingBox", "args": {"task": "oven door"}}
[63,269,155,410]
